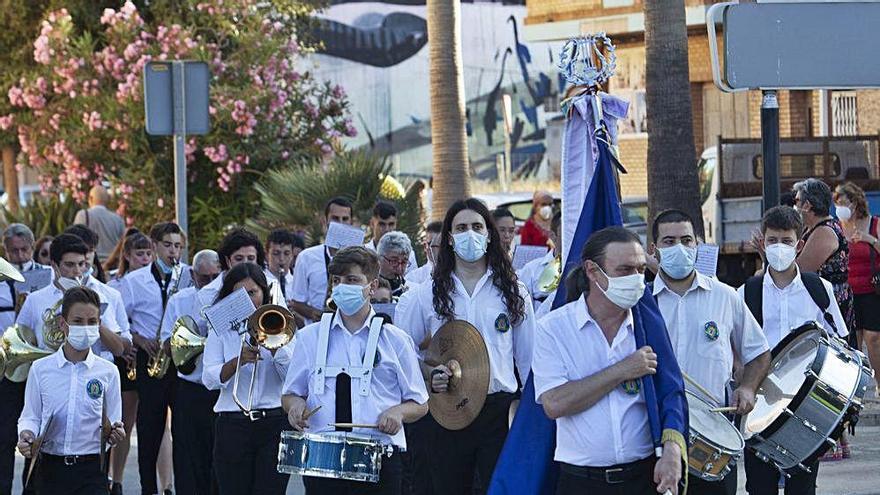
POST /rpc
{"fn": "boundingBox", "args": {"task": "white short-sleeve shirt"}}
[291,244,330,318]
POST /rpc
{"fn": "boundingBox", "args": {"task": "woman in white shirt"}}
[202,262,293,495]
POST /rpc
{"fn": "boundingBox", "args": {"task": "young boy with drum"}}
[738,205,849,495]
[282,246,429,495]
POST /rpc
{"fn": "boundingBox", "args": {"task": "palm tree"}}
[426,0,471,221]
[644,0,705,238]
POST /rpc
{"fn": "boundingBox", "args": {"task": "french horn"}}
[1,324,53,382]
[170,315,205,375]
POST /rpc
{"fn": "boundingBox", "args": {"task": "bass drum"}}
[742,322,873,471]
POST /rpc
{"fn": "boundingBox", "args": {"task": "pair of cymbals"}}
[424,320,490,431]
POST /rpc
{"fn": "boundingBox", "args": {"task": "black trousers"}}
[172,379,219,495]
[430,392,514,495]
[0,379,26,495]
[401,415,436,495]
[744,449,818,495]
[135,349,177,495]
[302,451,402,495]
[688,468,737,495]
[555,459,657,495]
[34,455,106,495]
[212,412,289,495]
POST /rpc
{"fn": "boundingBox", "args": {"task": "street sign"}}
[144,61,210,135]
[143,60,211,246]
[708,2,880,91]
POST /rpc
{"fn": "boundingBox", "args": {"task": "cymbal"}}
[0,258,24,283]
[425,320,490,431]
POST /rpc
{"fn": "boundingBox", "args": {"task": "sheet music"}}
[512,245,549,271]
[695,244,720,278]
[204,287,256,334]
[14,269,52,294]
[372,303,397,321]
[325,222,365,250]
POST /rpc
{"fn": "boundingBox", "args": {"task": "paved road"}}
[13,427,880,494]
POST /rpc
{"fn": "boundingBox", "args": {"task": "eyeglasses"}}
[382,256,408,268]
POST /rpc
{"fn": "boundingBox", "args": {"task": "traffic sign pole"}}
[171,61,189,247]
[761,90,780,212]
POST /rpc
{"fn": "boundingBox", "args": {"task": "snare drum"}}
[276,430,393,483]
[743,322,873,471]
[686,391,744,481]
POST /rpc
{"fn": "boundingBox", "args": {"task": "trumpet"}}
[231,286,295,418]
[147,260,183,379]
[1,324,53,382]
[170,315,205,375]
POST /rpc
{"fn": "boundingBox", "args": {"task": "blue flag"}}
[487,124,623,495]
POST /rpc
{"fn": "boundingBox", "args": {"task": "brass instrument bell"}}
[536,256,562,294]
[0,257,24,283]
[1,324,53,382]
[41,299,65,351]
[170,315,206,375]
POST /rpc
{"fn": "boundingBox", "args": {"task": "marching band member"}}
[366,201,418,272]
[377,231,414,299]
[518,212,561,316]
[291,196,355,323]
[17,287,126,495]
[0,223,49,493]
[160,249,221,495]
[266,229,298,302]
[34,236,53,267]
[65,224,109,284]
[105,230,152,495]
[491,207,517,255]
[118,222,185,495]
[650,210,770,495]
[396,198,536,495]
[738,206,848,495]
[202,263,293,495]
[404,221,442,286]
[533,227,687,494]
[283,246,429,495]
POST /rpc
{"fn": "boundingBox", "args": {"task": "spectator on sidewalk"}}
[74,185,126,263]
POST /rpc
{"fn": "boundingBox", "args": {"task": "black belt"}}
[42,454,100,466]
[218,407,284,421]
[560,456,655,485]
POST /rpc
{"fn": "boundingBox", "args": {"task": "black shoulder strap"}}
[800,272,838,335]
[743,275,763,326]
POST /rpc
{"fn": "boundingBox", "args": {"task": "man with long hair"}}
[397,198,536,494]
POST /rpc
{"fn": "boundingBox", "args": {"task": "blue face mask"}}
[332,283,369,316]
[156,258,173,275]
[658,243,697,280]
[453,231,488,263]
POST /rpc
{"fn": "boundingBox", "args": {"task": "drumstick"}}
[710,406,738,413]
[329,423,380,429]
[303,405,322,421]
[681,371,723,406]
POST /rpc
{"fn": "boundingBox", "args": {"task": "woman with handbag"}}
[834,182,880,391]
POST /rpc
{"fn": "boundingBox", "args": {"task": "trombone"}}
[231,281,295,419]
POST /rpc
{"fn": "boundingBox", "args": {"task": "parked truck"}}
[699,135,880,286]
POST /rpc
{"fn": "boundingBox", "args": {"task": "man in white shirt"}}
[366,200,418,271]
[0,224,51,327]
[283,246,429,494]
[533,226,685,495]
[518,212,560,316]
[395,198,536,495]
[265,229,298,302]
[160,249,221,495]
[118,222,185,495]
[650,210,770,495]
[17,286,125,495]
[738,206,848,495]
[378,231,414,299]
[404,221,442,286]
[291,196,355,323]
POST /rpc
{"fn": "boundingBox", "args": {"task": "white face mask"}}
[658,244,697,280]
[453,231,488,263]
[765,243,797,273]
[538,205,553,221]
[66,324,100,351]
[596,265,646,310]
[835,205,852,222]
[57,275,83,291]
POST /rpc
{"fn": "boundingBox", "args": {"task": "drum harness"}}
[743,272,841,337]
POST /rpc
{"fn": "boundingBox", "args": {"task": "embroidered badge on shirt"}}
[494,313,511,333]
[704,321,720,341]
[621,379,641,395]
[86,379,103,400]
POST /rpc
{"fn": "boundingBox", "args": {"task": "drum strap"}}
[315,313,384,397]
[744,273,839,336]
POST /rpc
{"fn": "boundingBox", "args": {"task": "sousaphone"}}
[424,320,490,431]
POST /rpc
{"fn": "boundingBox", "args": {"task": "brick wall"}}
[858,90,880,135]
[618,135,648,197]
[691,83,704,153]
[747,90,815,138]
[527,0,716,26]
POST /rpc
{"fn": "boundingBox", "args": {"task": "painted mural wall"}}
[306,0,565,181]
